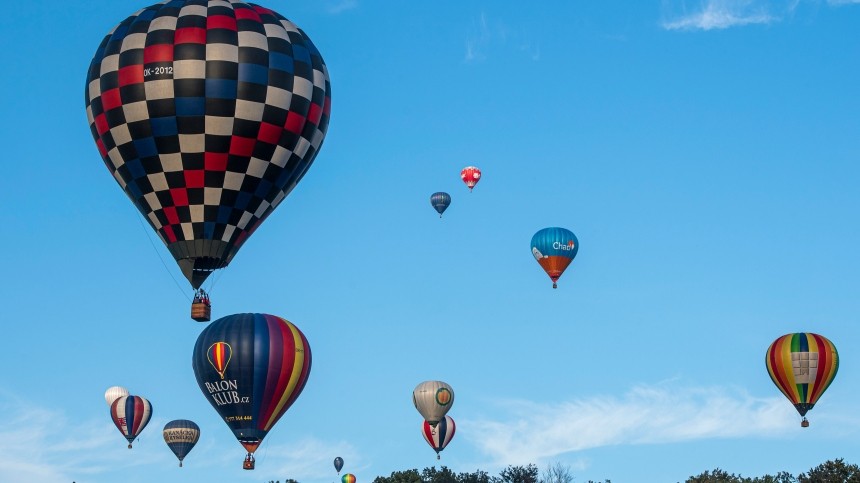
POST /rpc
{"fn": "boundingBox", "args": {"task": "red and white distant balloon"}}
[460,166,481,192]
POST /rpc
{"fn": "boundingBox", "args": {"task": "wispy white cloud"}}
[662,0,776,31]
[0,394,359,483]
[463,383,798,466]
[465,12,492,62]
[0,399,129,483]
[326,0,358,15]
[465,12,540,63]
[662,0,859,30]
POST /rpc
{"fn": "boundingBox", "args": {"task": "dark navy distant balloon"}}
[430,192,451,217]
[163,419,200,467]
[334,456,344,474]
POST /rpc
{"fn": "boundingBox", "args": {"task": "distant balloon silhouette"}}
[192,313,311,469]
[430,192,451,217]
[334,456,344,475]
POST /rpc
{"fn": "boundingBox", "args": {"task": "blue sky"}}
[1,0,859,482]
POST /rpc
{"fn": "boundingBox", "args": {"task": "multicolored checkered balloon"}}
[85,0,331,288]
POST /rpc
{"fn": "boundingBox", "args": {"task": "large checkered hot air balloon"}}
[766,332,839,427]
[84,1,331,303]
[191,313,311,469]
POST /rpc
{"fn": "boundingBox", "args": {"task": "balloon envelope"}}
[766,332,839,420]
[85,0,332,289]
[460,166,481,191]
[413,381,454,426]
[430,192,451,217]
[104,386,129,406]
[422,415,455,457]
[342,474,357,483]
[334,456,344,474]
[191,313,311,454]
[531,227,578,288]
[163,419,200,466]
[110,395,153,448]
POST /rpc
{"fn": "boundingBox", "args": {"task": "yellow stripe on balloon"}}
[263,319,307,430]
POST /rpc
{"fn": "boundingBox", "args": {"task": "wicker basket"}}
[191,302,211,322]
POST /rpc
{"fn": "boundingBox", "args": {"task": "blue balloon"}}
[334,456,344,474]
[531,227,579,288]
[430,192,451,217]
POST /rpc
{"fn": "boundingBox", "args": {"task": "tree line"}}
[268,458,860,483]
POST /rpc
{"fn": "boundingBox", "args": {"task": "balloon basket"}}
[243,453,255,470]
[801,418,809,428]
[191,302,211,322]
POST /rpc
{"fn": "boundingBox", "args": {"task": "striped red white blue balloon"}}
[110,395,153,449]
[422,415,455,459]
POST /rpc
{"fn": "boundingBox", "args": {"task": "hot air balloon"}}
[110,395,153,449]
[766,332,839,427]
[460,166,481,192]
[430,192,451,218]
[192,313,311,469]
[413,381,454,427]
[531,227,578,289]
[422,415,455,459]
[163,419,200,467]
[334,456,344,475]
[104,386,129,406]
[84,0,332,319]
[342,473,357,483]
